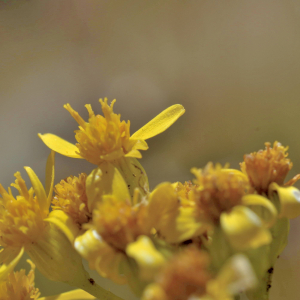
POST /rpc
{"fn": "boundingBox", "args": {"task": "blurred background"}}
[1,0,300,299]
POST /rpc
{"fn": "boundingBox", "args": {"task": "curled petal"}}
[0,247,24,281]
[86,163,131,211]
[75,229,127,284]
[24,167,48,214]
[149,183,207,243]
[207,254,257,298]
[220,206,272,250]
[126,236,166,280]
[38,289,96,300]
[45,210,80,243]
[38,133,83,159]
[45,151,55,207]
[131,104,185,140]
[242,194,277,228]
[269,183,300,219]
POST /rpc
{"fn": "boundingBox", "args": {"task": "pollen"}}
[93,197,149,251]
[0,173,46,248]
[0,260,40,300]
[64,98,131,165]
[240,141,293,194]
[157,247,211,300]
[52,173,91,228]
[192,163,250,223]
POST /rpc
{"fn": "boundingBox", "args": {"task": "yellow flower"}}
[146,182,208,244]
[38,98,185,164]
[190,163,277,251]
[74,178,151,287]
[202,254,257,300]
[0,152,122,300]
[0,259,96,300]
[240,141,300,194]
[39,99,184,200]
[52,173,92,229]
[141,247,211,300]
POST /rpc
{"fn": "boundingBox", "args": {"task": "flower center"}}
[0,172,46,248]
[93,197,149,251]
[240,141,292,194]
[158,248,211,300]
[64,98,131,165]
[192,163,250,222]
[52,173,91,228]
[0,260,40,300]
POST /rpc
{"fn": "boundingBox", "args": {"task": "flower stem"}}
[76,277,125,300]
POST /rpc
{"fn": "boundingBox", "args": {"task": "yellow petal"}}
[269,182,300,219]
[209,254,257,297]
[45,150,55,207]
[24,166,48,213]
[126,236,165,281]
[148,183,207,243]
[74,229,127,284]
[112,157,149,199]
[242,194,277,227]
[44,210,80,243]
[0,247,24,281]
[220,206,272,250]
[38,289,96,300]
[86,162,130,211]
[38,133,83,159]
[131,104,185,140]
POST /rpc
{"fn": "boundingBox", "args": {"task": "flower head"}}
[240,141,293,194]
[142,247,211,300]
[38,99,185,165]
[0,172,46,248]
[191,163,251,223]
[0,260,40,300]
[52,173,91,229]
[93,196,149,251]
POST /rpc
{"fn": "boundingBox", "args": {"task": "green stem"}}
[76,277,125,300]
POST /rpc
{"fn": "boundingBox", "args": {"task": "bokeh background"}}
[1,1,300,299]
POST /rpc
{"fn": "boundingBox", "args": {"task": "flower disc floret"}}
[0,260,40,300]
[64,99,134,164]
[52,173,91,228]
[93,197,149,251]
[240,141,293,194]
[192,163,250,223]
[0,173,46,248]
[143,248,211,300]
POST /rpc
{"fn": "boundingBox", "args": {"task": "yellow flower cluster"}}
[1,98,300,300]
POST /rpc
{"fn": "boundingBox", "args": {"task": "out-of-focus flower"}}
[141,247,211,300]
[240,141,300,194]
[190,163,277,250]
[0,152,121,300]
[0,259,96,300]
[74,176,154,287]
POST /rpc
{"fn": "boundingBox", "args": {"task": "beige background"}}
[1,1,300,299]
